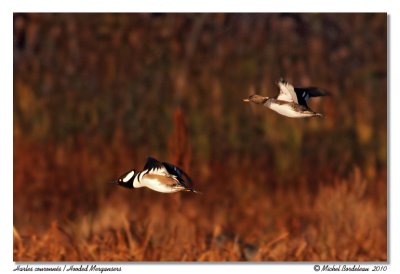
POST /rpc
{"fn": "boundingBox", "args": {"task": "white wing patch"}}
[277,82,298,103]
[144,167,169,176]
[122,170,135,182]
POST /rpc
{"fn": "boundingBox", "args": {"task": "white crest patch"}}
[123,170,135,182]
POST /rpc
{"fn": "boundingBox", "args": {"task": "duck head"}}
[243,94,269,104]
[112,169,136,189]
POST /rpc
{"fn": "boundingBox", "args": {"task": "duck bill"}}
[242,98,250,103]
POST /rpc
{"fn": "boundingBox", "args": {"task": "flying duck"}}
[243,78,328,118]
[113,157,200,194]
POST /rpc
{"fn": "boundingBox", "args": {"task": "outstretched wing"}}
[163,162,201,193]
[162,162,193,186]
[162,161,193,189]
[143,157,169,176]
[294,87,328,108]
[144,157,197,192]
[277,79,298,103]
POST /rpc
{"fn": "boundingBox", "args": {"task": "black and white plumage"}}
[113,157,199,194]
[243,78,328,118]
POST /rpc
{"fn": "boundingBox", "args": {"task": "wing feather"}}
[277,79,298,103]
[143,157,169,176]
[294,87,328,107]
[162,161,193,189]
[143,157,196,192]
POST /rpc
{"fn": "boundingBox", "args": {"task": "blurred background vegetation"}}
[13,13,387,261]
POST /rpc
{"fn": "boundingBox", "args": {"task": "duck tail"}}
[315,113,324,118]
[192,189,202,194]
[185,188,202,194]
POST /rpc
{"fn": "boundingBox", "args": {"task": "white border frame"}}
[2,1,398,274]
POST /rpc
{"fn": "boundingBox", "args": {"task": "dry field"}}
[13,134,387,261]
